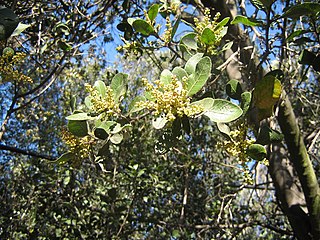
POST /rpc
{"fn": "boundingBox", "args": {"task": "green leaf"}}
[253,75,282,110]
[94,121,117,139]
[148,4,159,22]
[240,91,252,115]
[172,229,181,238]
[226,79,243,100]
[246,144,267,161]
[94,80,107,97]
[110,133,123,144]
[186,56,212,96]
[66,113,94,121]
[256,126,284,145]
[160,69,173,85]
[217,122,231,139]
[67,120,88,137]
[215,17,230,29]
[190,97,214,112]
[282,3,320,19]
[132,19,154,36]
[11,23,30,37]
[129,96,146,113]
[180,33,198,50]
[152,116,168,129]
[184,53,204,74]
[299,49,316,66]
[171,16,180,40]
[85,96,93,109]
[231,16,262,27]
[204,99,243,123]
[0,7,19,40]
[172,67,188,81]
[111,73,128,101]
[200,28,216,45]
[53,152,74,165]
[286,29,310,42]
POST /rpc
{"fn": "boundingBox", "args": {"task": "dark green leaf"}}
[256,126,284,145]
[286,29,310,42]
[148,4,159,22]
[282,3,320,19]
[53,152,74,165]
[68,120,88,137]
[246,144,267,161]
[299,49,316,65]
[226,79,243,100]
[132,19,154,36]
[0,7,19,40]
[240,91,252,115]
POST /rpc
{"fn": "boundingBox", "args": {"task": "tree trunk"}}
[182,0,320,238]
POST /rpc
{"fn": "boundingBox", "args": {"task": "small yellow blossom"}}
[61,129,92,160]
[85,84,120,118]
[0,51,33,84]
[137,75,204,122]
[163,16,173,44]
[194,8,224,55]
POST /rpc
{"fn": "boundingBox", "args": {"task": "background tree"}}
[1,0,319,239]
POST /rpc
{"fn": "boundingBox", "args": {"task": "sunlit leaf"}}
[200,28,216,45]
[231,16,262,26]
[66,113,94,121]
[129,96,146,113]
[152,116,168,129]
[110,133,123,144]
[148,4,159,22]
[186,56,211,96]
[160,69,173,85]
[180,33,198,51]
[184,53,204,74]
[111,73,128,101]
[204,99,243,123]
[94,80,107,97]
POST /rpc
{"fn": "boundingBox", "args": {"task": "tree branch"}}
[0,143,55,160]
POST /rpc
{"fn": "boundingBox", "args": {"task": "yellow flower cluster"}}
[163,16,173,44]
[61,129,91,160]
[137,75,204,122]
[85,84,120,118]
[116,41,141,56]
[220,127,255,161]
[218,124,255,184]
[194,8,224,54]
[0,51,33,84]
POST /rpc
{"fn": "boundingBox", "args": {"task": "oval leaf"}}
[152,117,168,129]
[160,69,173,85]
[148,4,159,22]
[111,73,128,101]
[226,79,243,100]
[94,80,107,97]
[67,120,88,137]
[200,28,216,45]
[186,56,212,96]
[129,96,146,113]
[132,19,154,36]
[231,16,262,26]
[246,144,267,161]
[204,99,243,123]
[66,113,94,121]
